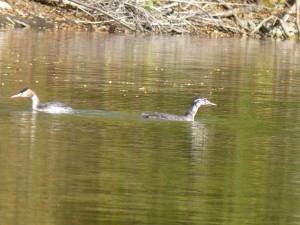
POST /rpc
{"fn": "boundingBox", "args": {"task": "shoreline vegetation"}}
[1,0,300,39]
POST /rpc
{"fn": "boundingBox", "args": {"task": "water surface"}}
[1,31,300,225]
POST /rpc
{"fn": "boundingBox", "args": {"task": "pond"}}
[1,31,300,225]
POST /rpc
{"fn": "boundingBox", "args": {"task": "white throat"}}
[31,94,40,110]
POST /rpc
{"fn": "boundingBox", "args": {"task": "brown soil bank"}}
[2,0,300,39]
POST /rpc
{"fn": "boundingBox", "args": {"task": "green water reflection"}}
[0,31,300,225]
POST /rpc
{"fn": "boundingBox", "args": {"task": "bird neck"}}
[184,104,199,120]
[31,94,40,110]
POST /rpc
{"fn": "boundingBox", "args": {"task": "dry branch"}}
[296,0,300,33]
[30,0,299,38]
[279,19,293,38]
[66,0,137,31]
[282,3,296,22]
[250,15,274,36]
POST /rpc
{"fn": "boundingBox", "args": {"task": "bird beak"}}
[209,101,217,106]
[10,93,22,98]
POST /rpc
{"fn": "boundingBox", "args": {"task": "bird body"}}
[11,88,74,114]
[142,97,216,121]
[141,112,193,121]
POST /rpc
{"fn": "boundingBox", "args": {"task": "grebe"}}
[141,97,216,121]
[10,88,74,114]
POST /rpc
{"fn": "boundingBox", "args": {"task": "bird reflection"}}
[190,121,209,165]
[13,111,37,159]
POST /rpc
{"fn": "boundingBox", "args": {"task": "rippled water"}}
[1,31,300,225]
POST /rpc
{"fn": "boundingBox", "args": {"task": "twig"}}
[282,3,296,22]
[250,15,274,35]
[171,0,258,7]
[296,0,300,34]
[75,20,108,24]
[13,19,31,28]
[6,16,15,25]
[6,16,30,28]
[124,2,154,32]
[279,19,293,38]
[160,2,179,9]
[67,0,136,31]
[212,8,240,18]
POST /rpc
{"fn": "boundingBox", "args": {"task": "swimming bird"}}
[10,88,74,114]
[141,97,216,121]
